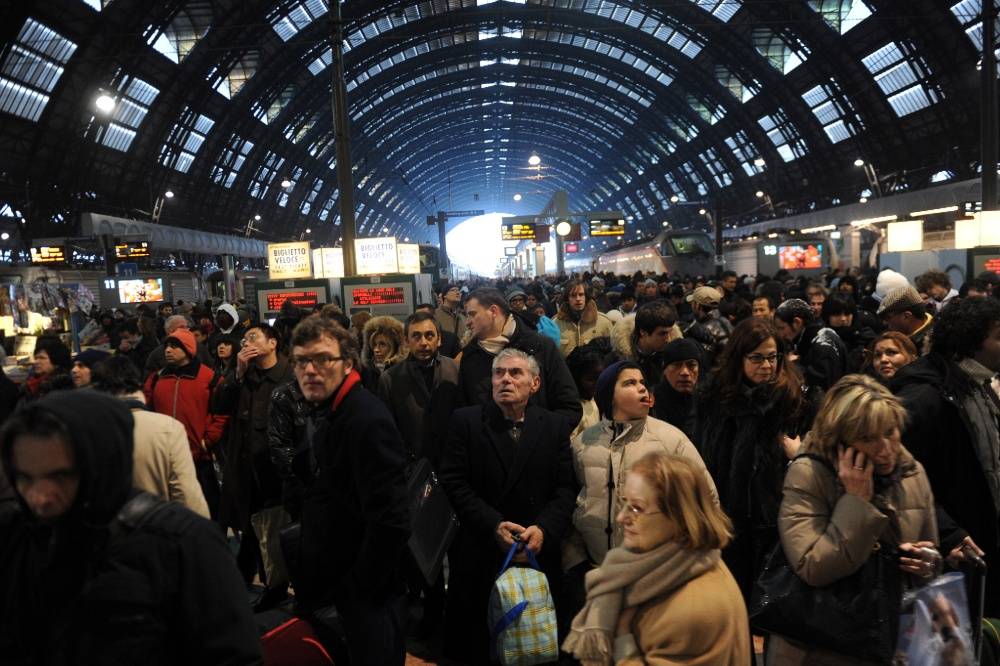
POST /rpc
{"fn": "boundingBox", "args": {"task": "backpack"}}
[488,542,559,666]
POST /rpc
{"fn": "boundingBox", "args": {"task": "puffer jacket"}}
[565,416,716,567]
[771,439,937,665]
[608,316,684,388]
[555,300,614,357]
[143,359,227,463]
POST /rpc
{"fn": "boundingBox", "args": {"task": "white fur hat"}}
[874,269,911,302]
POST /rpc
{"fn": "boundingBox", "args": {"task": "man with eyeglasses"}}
[289,316,410,666]
[213,322,294,612]
[652,338,703,440]
[439,348,576,663]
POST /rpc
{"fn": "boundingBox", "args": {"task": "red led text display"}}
[266,291,320,311]
[352,286,406,306]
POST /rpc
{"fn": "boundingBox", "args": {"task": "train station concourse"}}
[2,2,1000,666]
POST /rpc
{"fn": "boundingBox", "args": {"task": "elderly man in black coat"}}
[457,287,581,430]
[440,347,577,663]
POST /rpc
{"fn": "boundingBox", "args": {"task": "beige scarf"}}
[478,314,516,356]
[562,542,720,665]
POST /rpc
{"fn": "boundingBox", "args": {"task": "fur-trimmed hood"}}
[361,315,407,367]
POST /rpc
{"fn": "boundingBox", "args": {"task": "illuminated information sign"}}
[266,291,320,311]
[267,242,313,280]
[588,219,626,236]
[502,223,537,241]
[30,245,68,264]
[115,241,150,259]
[352,286,406,307]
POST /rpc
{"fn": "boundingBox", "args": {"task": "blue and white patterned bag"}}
[488,542,559,666]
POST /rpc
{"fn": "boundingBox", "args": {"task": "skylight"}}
[0,19,77,122]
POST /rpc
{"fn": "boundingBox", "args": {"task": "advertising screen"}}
[564,243,579,253]
[778,244,823,270]
[118,278,164,303]
[352,286,406,307]
[265,291,320,311]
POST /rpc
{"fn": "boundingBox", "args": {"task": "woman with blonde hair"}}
[767,374,940,665]
[564,451,750,666]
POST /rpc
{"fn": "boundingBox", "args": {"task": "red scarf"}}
[331,369,362,412]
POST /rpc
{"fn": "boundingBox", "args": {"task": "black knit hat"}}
[594,360,642,420]
[661,338,703,366]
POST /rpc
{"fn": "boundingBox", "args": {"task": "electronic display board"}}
[351,286,406,307]
[504,246,517,256]
[588,219,626,236]
[565,242,580,253]
[265,290,320,311]
[30,245,68,265]
[115,241,150,259]
[502,223,537,241]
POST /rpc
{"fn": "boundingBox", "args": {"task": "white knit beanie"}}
[874,269,911,302]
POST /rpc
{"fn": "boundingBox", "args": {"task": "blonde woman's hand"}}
[838,445,874,501]
[781,434,801,460]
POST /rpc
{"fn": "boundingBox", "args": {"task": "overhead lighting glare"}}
[801,224,837,233]
[909,205,959,217]
[850,214,897,227]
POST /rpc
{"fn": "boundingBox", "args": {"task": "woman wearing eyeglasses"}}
[692,318,813,611]
[564,451,750,666]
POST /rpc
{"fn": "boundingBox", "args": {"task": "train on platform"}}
[594,230,716,276]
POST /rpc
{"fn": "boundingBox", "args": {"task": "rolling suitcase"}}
[406,457,459,587]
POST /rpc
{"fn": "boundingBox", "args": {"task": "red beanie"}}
[165,328,197,358]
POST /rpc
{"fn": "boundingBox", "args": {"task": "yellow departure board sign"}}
[589,218,627,236]
[502,223,536,241]
[30,245,68,264]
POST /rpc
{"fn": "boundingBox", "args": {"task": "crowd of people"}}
[0,263,999,665]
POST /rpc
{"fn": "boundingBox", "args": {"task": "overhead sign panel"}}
[267,242,313,280]
[589,218,626,236]
[30,245,68,265]
[115,240,150,259]
[311,247,344,278]
[502,223,537,241]
[355,236,399,275]
[396,243,421,274]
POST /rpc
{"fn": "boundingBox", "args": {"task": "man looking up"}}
[457,287,581,429]
[440,349,575,663]
[291,317,410,665]
[215,323,294,611]
[144,327,227,518]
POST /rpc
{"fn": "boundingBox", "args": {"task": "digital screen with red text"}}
[352,286,406,306]
[266,291,319,310]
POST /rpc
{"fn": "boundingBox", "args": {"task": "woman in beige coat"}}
[768,374,940,665]
[564,451,750,666]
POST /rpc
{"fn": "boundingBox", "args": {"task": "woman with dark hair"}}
[23,335,73,401]
[214,334,238,374]
[866,331,918,382]
[692,318,813,606]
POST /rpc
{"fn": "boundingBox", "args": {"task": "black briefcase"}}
[406,458,459,587]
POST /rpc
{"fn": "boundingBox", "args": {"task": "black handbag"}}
[405,457,459,587]
[749,453,903,663]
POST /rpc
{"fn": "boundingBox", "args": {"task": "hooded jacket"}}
[361,316,407,390]
[892,353,1000,615]
[216,303,239,335]
[566,416,716,568]
[0,391,260,665]
[555,300,614,357]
